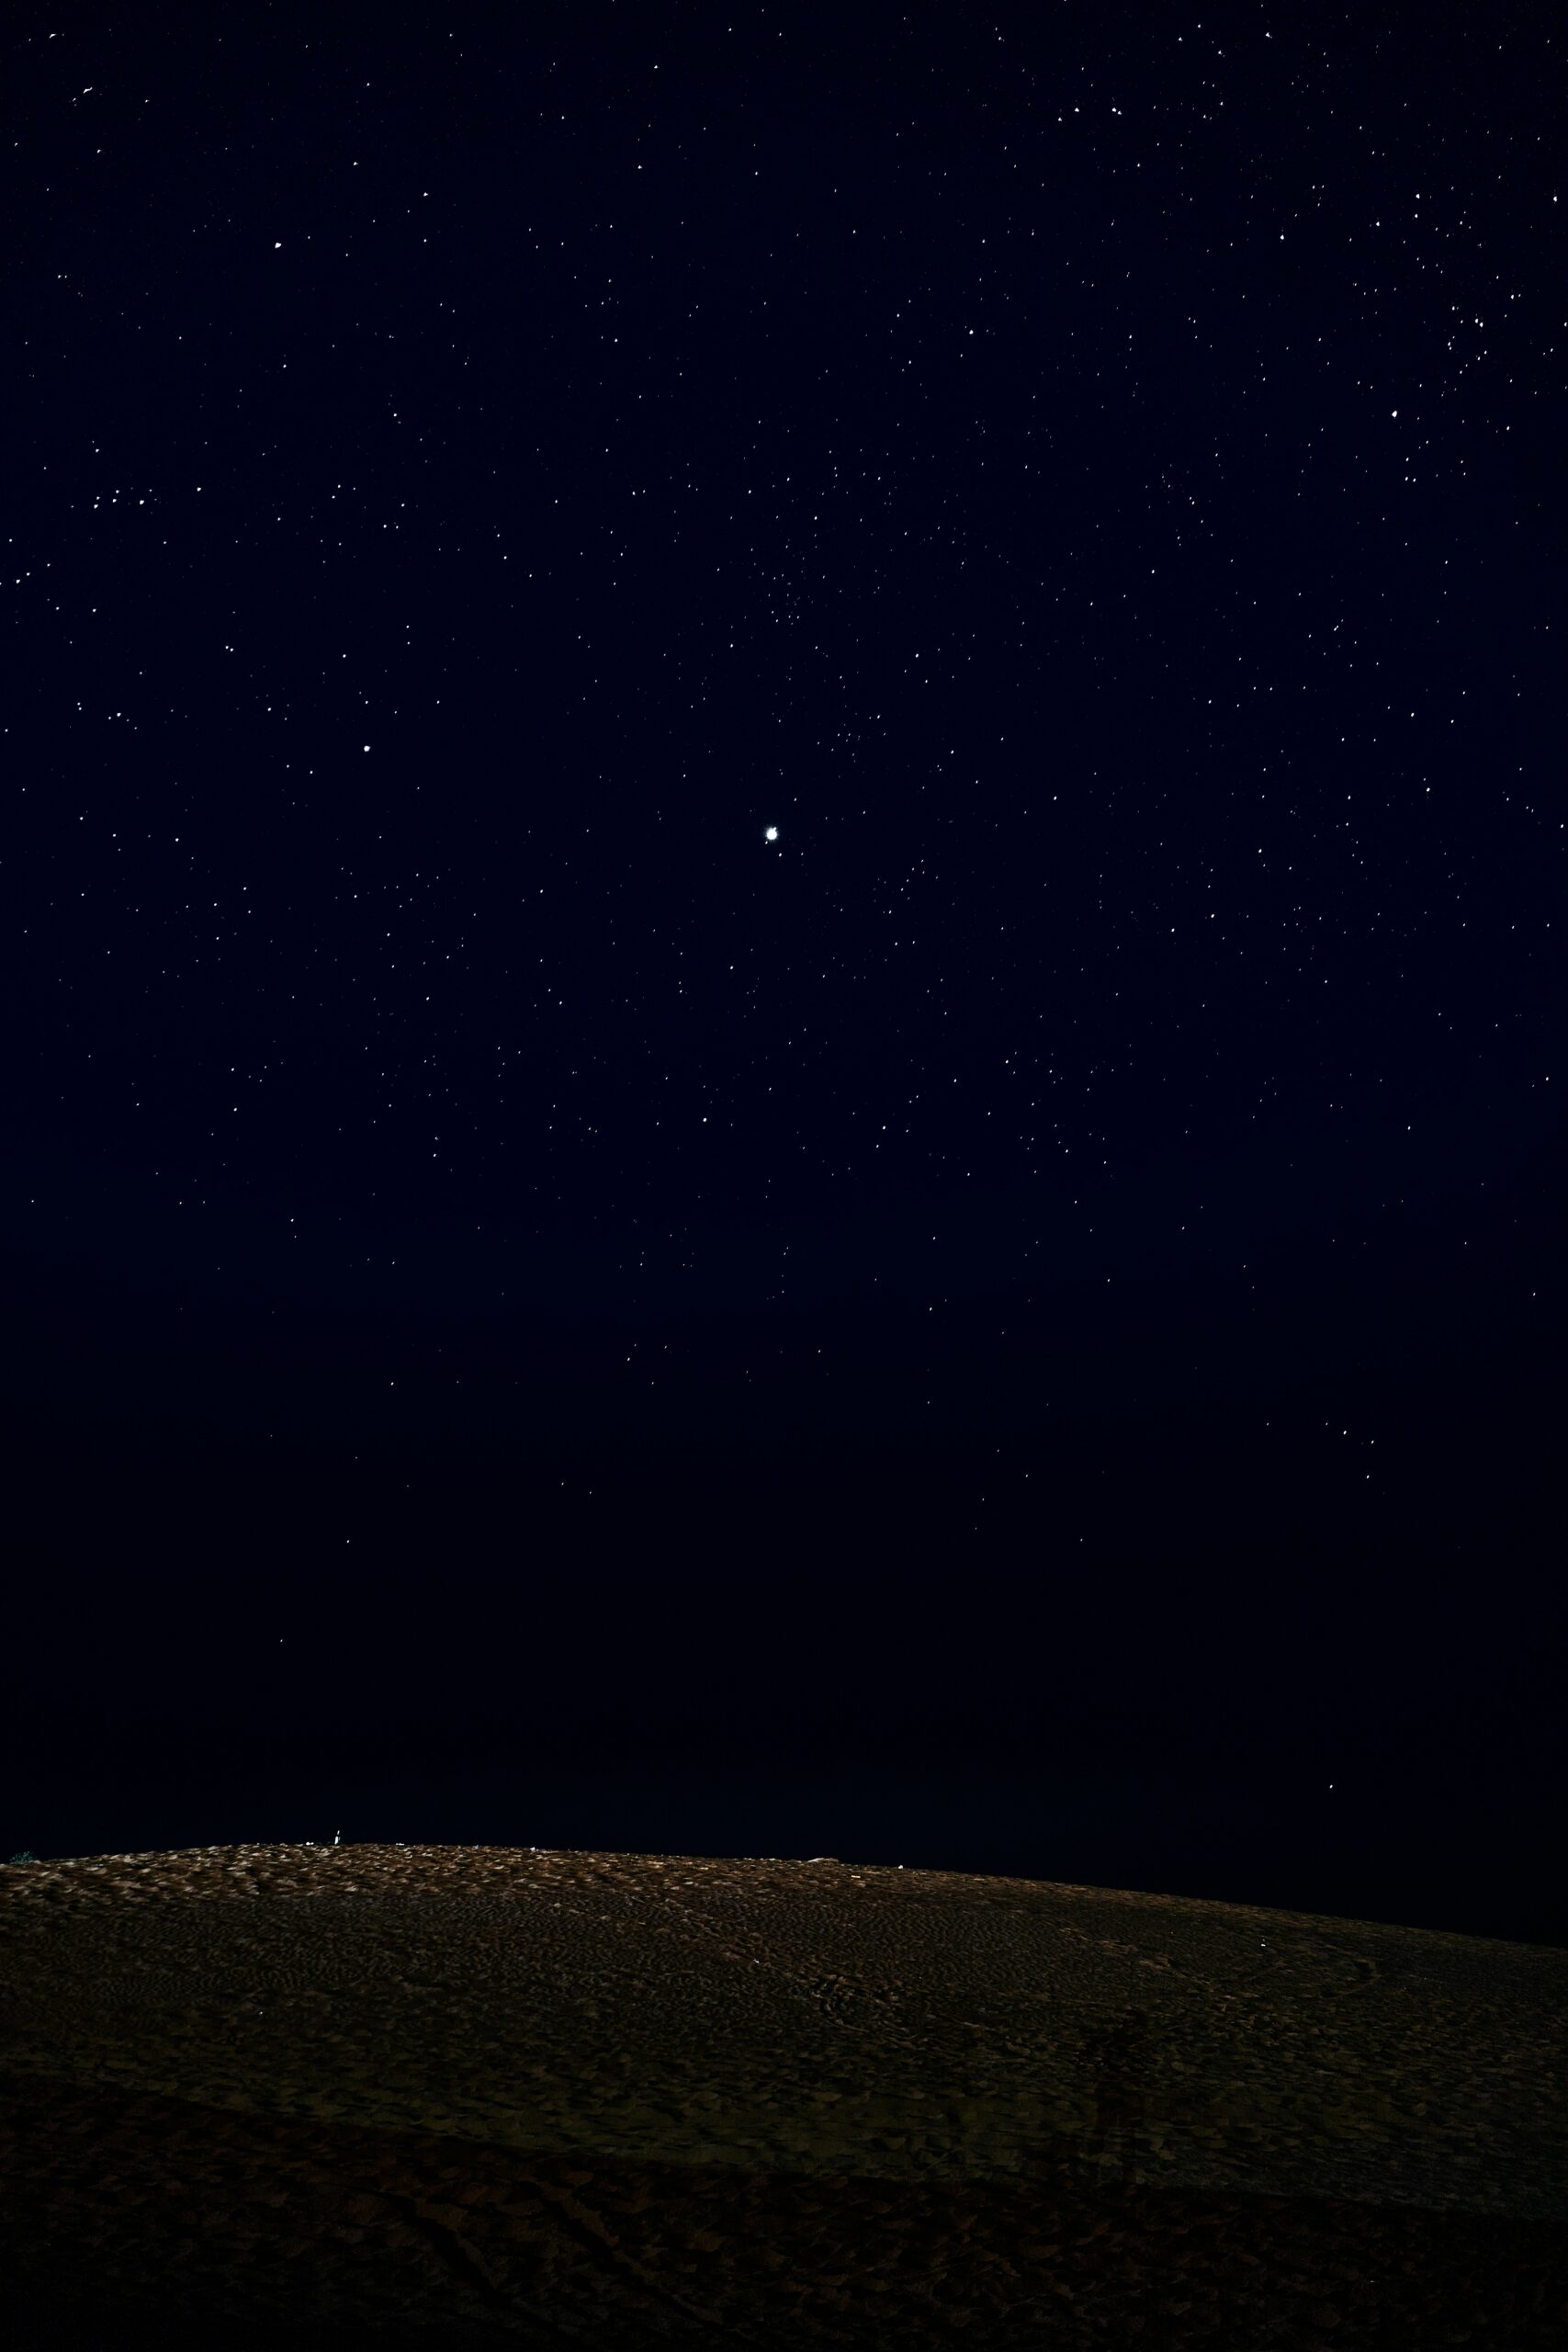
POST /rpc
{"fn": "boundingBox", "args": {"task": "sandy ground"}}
[3,1841,1564,2346]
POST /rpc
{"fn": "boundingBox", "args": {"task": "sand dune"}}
[3,1842,1564,2345]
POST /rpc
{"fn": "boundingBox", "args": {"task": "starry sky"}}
[6,4,1564,1941]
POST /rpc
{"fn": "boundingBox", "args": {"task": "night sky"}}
[6,4,1563,1945]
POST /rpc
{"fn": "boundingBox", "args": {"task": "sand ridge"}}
[2,1841,1562,2220]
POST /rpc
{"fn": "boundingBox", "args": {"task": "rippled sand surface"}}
[4,1842,1564,2346]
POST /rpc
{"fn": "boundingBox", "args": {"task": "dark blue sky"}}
[5,2,1562,1939]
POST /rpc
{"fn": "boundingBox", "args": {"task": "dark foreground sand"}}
[2,1842,1563,2346]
